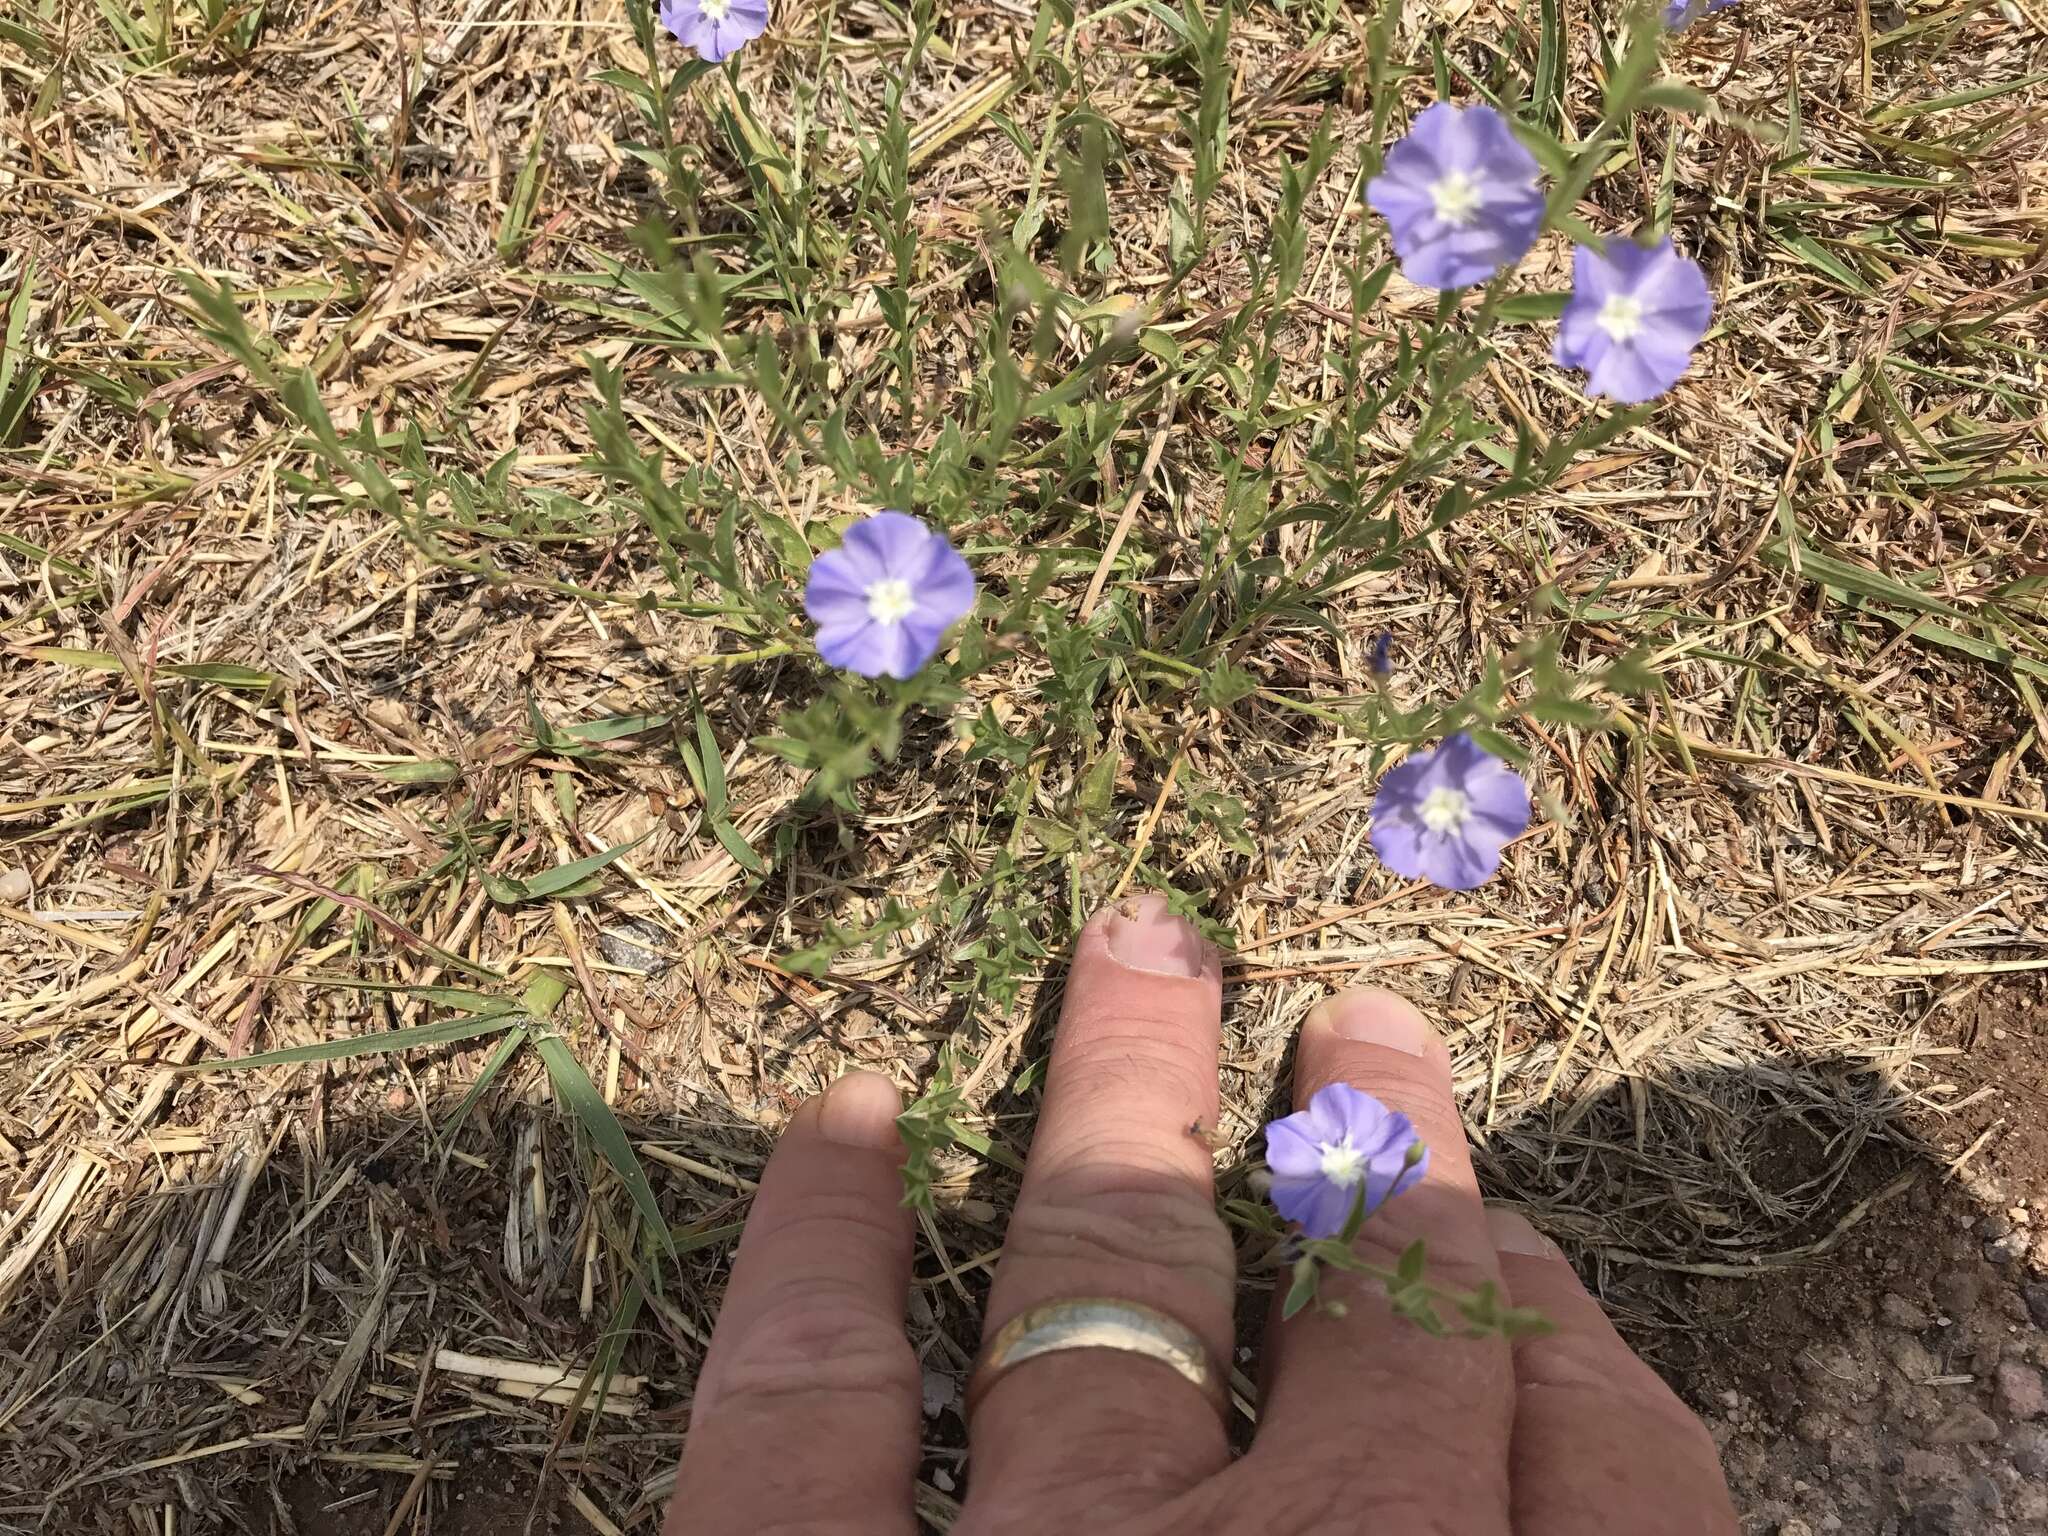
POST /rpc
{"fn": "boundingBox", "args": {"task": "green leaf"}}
[441,1024,530,1142]
[712,818,765,874]
[487,833,649,905]
[1281,1256,1322,1320]
[1396,1238,1427,1287]
[533,1033,677,1260]
[191,1011,521,1070]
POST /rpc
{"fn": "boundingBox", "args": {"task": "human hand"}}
[666,895,1738,1534]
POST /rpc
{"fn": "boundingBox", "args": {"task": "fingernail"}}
[817,1071,903,1150]
[1486,1207,1562,1259]
[1102,892,1206,978]
[1311,988,1432,1055]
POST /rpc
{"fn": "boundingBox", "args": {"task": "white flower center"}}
[1597,293,1645,343]
[1429,170,1483,226]
[1318,1138,1367,1188]
[1419,786,1471,835]
[699,0,731,19]
[865,578,915,625]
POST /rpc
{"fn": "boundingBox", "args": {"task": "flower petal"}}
[1264,1116,1324,1179]
[840,510,936,578]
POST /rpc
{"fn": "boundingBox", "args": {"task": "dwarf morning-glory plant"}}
[1554,238,1714,404]
[1365,102,1545,291]
[1370,733,1532,891]
[659,0,767,60]
[803,511,976,680]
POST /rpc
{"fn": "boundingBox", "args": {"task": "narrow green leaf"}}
[488,833,649,905]
[191,1012,520,1071]
[533,1033,677,1260]
[441,1024,530,1142]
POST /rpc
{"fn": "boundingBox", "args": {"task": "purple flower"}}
[803,511,975,680]
[1553,238,1713,404]
[659,0,767,60]
[1664,0,1739,27]
[1365,102,1545,291]
[1266,1083,1429,1239]
[1369,733,1530,890]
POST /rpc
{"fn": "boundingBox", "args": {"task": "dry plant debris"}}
[1,0,2046,1530]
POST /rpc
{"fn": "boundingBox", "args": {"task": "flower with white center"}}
[659,0,767,61]
[1369,734,1532,891]
[1419,786,1471,835]
[1266,1083,1430,1239]
[803,511,976,680]
[1365,101,1546,291]
[1555,238,1714,404]
[1429,169,1483,225]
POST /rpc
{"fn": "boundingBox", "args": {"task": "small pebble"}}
[0,867,30,904]
[1881,1294,1933,1331]
[2024,1281,2048,1331]
[1995,1360,2047,1421]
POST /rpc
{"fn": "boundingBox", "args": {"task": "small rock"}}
[1719,1388,1742,1410]
[1924,1405,2001,1445]
[1986,1234,2028,1264]
[1995,1360,2047,1420]
[1966,1474,2004,1514]
[1779,1522,1814,1536]
[920,1368,958,1419]
[1982,1212,2017,1241]
[0,867,29,904]
[2026,1282,2048,1330]
[1886,1335,1939,1380]
[1934,1269,1982,1317]
[1882,1293,1934,1330]
[1906,1497,1963,1535]
[2014,1487,2048,1526]
[2011,1424,2048,1479]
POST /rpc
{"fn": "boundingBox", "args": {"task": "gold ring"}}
[966,1298,1227,1419]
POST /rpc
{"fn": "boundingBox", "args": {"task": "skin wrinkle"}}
[1051,1022,1219,1113]
[994,1176,1236,1319]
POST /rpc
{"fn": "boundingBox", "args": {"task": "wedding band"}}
[966,1298,1227,1419]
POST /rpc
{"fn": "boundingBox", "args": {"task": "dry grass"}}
[3,0,2047,1528]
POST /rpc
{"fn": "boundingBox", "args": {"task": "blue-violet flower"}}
[1553,238,1713,404]
[1266,1083,1429,1239]
[803,511,975,680]
[1365,102,1545,291]
[660,0,767,61]
[1370,734,1531,891]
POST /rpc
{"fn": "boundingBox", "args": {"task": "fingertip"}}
[1087,890,1220,984]
[816,1070,905,1151]
[1304,987,1447,1065]
[1485,1206,1564,1262]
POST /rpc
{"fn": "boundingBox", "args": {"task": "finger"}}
[970,894,1236,1524]
[1251,989,1514,1536]
[1488,1210,1739,1536]
[667,1072,920,1536]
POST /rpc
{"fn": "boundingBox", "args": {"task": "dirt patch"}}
[1610,979,2048,1535]
[268,1462,569,1536]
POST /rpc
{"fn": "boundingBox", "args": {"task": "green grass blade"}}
[189,1012,522,1071]
[532,1034,677,1260]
